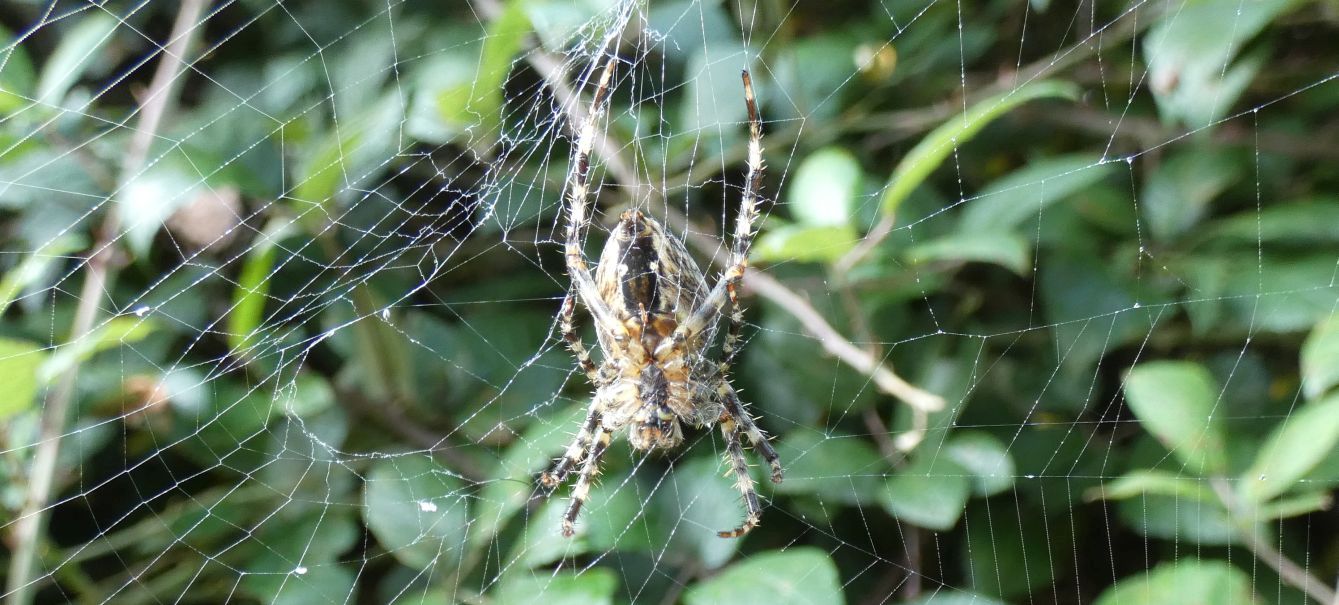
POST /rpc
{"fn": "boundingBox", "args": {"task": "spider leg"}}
[559,291,601,384]
[719,381,783,484]
[540,405,602,492]
[721,68,764,372]
[658,69,764,358]
[564,56,625,337]
[717,414,763,538]
[561,426,613,537]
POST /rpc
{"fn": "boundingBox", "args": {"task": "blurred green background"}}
[2,0,1339,603]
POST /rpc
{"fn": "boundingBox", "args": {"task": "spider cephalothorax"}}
[539,56,782,539]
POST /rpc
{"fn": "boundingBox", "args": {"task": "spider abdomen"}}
[594,209,713,353]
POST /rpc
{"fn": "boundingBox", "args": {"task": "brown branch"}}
[6,1,209,602]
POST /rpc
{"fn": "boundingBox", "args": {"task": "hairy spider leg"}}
[558,292,600,384]
[657,69,763,360]
[544,54,621,500]
[564,55,625,339]
[541,405,602,491]
[720,381,783,484]
[716,412,763,538]
[561,427,613,537]
[720,69,764,374]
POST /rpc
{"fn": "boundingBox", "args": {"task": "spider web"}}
[2,0,1338,603]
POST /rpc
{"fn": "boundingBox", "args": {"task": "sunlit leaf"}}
[752,223,859,264]
[39,317,157,384]
[228,216,298,353]
[1094,560,1258,605]
[0,236,83,316]
[36,12,118,104]
[684,547,844,605]
[435,0,529,148]
[0,338,46,420]
[491,569,617,605]
[879,80,1079,217]
[1087,469,1215,502]
[1257,490,1332,521]
[789,146,863,227]
[1122,361,1228,475]
[0,26,36,113]
[1301,316,1339,399]
[1240,393,1339,503]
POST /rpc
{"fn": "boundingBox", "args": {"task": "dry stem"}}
[6,2,207,602]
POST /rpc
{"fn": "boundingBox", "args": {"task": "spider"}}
[538,56,783,539]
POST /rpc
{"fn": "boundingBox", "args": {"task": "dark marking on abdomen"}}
[619,229,661,316]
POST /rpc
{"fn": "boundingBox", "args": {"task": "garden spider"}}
[538,56,783,539]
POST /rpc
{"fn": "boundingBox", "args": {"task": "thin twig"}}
[5,2,207,602]
[1211,478,1337,605]
[744,271,945,416]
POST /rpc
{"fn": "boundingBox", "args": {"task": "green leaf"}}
[752,224,859,264]
[36,12,118,104]
[905,231,1030,275]
[789,147,863,227]
[1240,393,1339,503]
[879,80,1079,216]
[362,455,470,570]
[1301,316,1339,399]
[654,456,744,568]
[1256,490,1332,521]
[944,431,1015,497]
[248,566,356,605]
[901,592,1009,605]
[0,338,47,421]
[1087,470,1215,502]
[39,317,157,384]
[434,0,528,148]
[1122,361,1228,475]
[293,92,402,212]
[1094,560,1259,605]
[684,547,844,605]
[960,154,1114,233]
[1139,149,1239,243]
[1201,196,1339,247]
[0,26,37,114]
[772,431,887,504]
[879,452,970,531]
[1116,490,1238,546]
[0,236,83,316]
[228,216,298,353]
[490,569,617,605]
[1144,0,1298,129]
[471,405,585,549]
